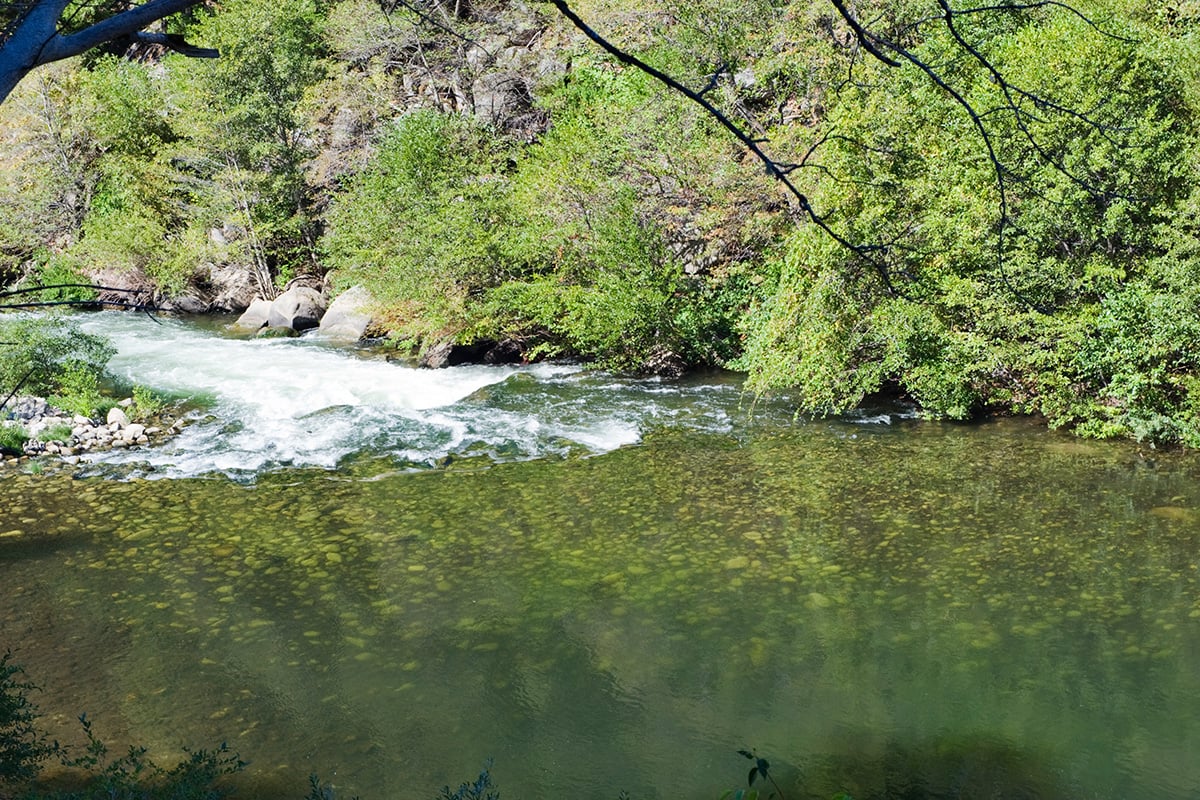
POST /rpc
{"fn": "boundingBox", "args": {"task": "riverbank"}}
[0,394,185,466]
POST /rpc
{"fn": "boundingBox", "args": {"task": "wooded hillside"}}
[2,0,1199,445]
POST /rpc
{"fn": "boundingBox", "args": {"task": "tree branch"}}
[40,0,209,64]
[546,0,901,296]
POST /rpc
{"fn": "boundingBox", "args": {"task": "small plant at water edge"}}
[720,749,787,800]
[0,423,29,455]
[37,423,74,443]
[130,384,169,422]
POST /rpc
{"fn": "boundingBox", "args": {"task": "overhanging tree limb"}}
[546,0,901,296]
[0,0,214,104]
[548,0,1130,310]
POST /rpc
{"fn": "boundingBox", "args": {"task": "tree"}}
[0,0,216,104]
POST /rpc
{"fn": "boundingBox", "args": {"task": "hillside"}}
[3,0,1200,445]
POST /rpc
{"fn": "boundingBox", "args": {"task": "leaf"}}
[748,766,759,787]
[737,749,754,760]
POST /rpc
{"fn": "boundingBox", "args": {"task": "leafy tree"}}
[0,314,114,403]
[169,0,329,288]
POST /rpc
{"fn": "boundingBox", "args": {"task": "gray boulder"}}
[207,263,258,311]
[268,287,326,332]
[231,298,273,332]
[318,285,375,341]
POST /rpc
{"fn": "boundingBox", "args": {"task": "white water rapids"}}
[74,312,765,480]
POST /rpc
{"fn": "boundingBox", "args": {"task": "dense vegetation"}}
[2,0,1199,445]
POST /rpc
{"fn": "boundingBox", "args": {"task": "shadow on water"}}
[793,733,1066,800]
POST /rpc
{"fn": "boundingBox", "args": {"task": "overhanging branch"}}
[546,0,901,296]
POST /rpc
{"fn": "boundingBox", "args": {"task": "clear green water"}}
[3,418,1200,799]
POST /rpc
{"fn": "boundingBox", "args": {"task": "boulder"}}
[107,407,129,427]
[159,293,209,313]
[268,287,326,332]
[472,71,531,128]
[232,298,273,332]
[257,325,299,339]
[318,285,375,341]
[207,263,258,311]
[418,339,515,368]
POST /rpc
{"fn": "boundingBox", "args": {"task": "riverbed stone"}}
[318,285,374,341]
[268,287,326,332]
[107,407,130,427]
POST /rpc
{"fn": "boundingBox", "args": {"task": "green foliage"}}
[0,424,29,455]
[37,423,74,443]
[48,360,113,418]
[130,384,170,422]
[48,713,244,800]
[168,0,329,282]
[77,56,176,158]
[15,255,97,304]
[0,316,115,401]
[0,651,57,785]
[736,6,1200,441]
[0,652,244,800]
[437,761,499,800]
[323,111,517,339]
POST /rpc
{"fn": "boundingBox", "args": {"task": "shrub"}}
[36,423,74,443]
[0,424,29,456]
[0,316,115,402]
[0,650,56,785]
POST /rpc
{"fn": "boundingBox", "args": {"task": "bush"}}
[0,652,243,800]
[0,316,115,403]
[36,423,74,443]
[0,650,56,785]
[0,424,29,455]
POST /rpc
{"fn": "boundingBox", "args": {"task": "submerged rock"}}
[257,325,299,339]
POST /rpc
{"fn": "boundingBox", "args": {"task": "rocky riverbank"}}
[0,395,184,466]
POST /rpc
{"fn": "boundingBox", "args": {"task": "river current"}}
[2,312,1199,800]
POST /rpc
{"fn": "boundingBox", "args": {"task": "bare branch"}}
[546,0,901,296]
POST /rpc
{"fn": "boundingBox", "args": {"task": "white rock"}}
[107,407,130,427]
[318,285,375,341]
[231,298,273,331]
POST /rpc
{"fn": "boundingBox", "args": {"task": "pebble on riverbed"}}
[0,395,184,466]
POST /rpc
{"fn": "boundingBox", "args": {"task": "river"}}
[2,312,1199,800]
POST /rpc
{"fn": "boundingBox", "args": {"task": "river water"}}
[2,313,1199,800]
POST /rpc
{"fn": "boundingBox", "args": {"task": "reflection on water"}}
[2,418,1200,799]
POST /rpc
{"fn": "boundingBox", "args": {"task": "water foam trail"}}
[73,313,749,479]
